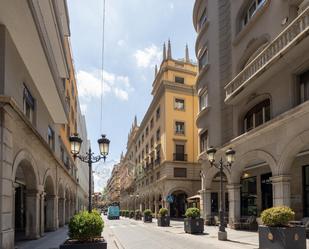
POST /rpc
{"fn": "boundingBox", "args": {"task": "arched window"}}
[243,99,270,132]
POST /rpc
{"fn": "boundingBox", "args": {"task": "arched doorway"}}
[14,158,39,241]
[170,191,188,218]
[44,175,56,232]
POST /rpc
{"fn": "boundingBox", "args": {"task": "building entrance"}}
[170,191,187,218]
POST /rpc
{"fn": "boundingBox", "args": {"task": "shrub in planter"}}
[143,209,153,223]
[135,210,142,220]
[60,210,107,249]
[184,208,204,234]
[125,210,130,217]
[157,208,170,227]
[129,210,134,218]
[259,206,305,249]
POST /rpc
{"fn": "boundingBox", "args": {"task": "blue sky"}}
[67,0,196,191]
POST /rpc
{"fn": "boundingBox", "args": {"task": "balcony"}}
[173,153,188,162]
[225,7,309,104]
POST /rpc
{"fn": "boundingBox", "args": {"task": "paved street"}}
[104,216,260,249]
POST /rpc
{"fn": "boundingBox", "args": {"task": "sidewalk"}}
[15,226,69,249]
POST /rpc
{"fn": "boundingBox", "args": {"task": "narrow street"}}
[103,216,260,249]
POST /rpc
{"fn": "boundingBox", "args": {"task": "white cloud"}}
[117,39,126,47]
[170,3,174,9]
[134,44,161,68]
[76,70,133,101]
[80,104,87,114]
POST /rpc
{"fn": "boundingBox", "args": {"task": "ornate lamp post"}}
[69,133,110,212]
[206,146,235,241]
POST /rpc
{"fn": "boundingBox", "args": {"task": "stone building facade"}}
[117,43,201,217]
[193,0,309,227]
[0,1,88,248]
[106,164,121,205]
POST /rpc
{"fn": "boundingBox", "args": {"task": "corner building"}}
[119,42,201,218]
[194,0,309,227]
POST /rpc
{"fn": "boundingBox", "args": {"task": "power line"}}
[100,0,106,133]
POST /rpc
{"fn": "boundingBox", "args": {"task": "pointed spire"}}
[185,44,190,63]
[163,42,166,61]
[155,65,158,76]
[167,39,172,59]
[134,115,137,127]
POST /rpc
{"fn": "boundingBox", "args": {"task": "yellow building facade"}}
[119,41,201,217]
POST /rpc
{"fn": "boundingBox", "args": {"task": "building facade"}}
[106,164,121,205]
[0,1,88,248]
[118,42,201,218]
[193,0,309,227]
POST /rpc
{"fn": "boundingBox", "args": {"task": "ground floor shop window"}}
[211,192,218,214]
[303,165,309,216]
[241,176,257,216]
[261,172,272,211]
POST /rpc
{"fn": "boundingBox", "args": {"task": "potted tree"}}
[129,210,135,219]
[143,209,153,223]
[60,210,107,249]
[259,206,306,249]
[135,209,142,220]
[184,208,204,234]
[157,208,170,227]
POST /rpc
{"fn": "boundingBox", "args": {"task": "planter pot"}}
[259,225,306,249]
[134,215,142,220]
[143,215,152,223]
[157,216,170,227]
[60,240,107,249]
[184,218,204,234]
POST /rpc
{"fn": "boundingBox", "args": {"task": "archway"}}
[170,190,188,218]
[44,175,56,232]
[13,155,39,241]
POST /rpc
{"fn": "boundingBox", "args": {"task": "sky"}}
[67,0,196,192]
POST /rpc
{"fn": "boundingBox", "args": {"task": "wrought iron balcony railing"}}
[173,153,188,161]
[225,7,309,102]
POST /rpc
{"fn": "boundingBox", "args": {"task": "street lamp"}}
[206,146,235,241]
[69,133,110,212]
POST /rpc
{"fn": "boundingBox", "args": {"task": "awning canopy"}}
[187,195,201,201]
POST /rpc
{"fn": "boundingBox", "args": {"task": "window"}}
[142,134,144,143]
[241,0,266,29]
[138,140,141,148]
[150,137,154,148]
[198,8,207,31]
[175,76,185,84]
[156,107,160,120]
[175,121,185,135]
[174,168,187,177]
[199,91,208,111]
[23,84,35,124]
[67,125,71,139]
[146,127,149,136]
[60,146,65,162]
[199,49,208,71]
[243,99,270,132]
[157,171,160,180]
[156,128,161,141]
[150,118,154,129]
[174,98,185,110]
[200,130,208,153]
[146,144,149,154]
[241,176,257,216]
[174,144,187,161]
[48,126,55,151]
[299,70,309,103]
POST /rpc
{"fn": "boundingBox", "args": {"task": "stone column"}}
[45,195,57,231]
[200,189,212,224]
[25,190,41,239]
[271,175,291,207]
[58,198,65,227]
[227,184,241,228]
[40,192,45,236]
